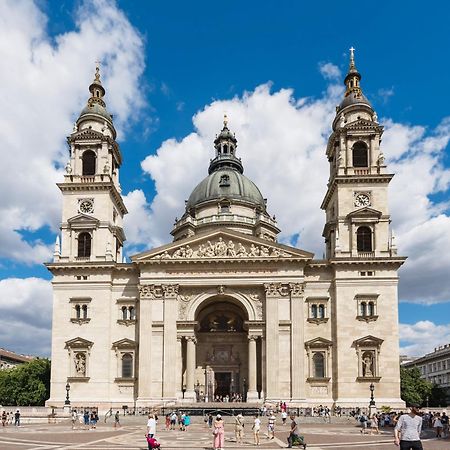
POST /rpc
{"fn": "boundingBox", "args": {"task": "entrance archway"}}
[195,296,248,402]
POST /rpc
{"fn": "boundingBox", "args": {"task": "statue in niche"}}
[363,352,374,377]
[74,352,86,376]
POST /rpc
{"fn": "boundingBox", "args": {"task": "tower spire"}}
[209,116,243,174]
[88,62,106,108]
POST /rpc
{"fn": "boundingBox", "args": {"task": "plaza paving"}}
[0,417,448,450]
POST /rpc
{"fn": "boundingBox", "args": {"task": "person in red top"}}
[146,435,161,449]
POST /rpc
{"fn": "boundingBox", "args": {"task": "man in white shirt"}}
[147,414,157,438]
[394,405,423,450]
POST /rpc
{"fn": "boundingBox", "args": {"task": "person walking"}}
[287,413,306,449]
[370,413,380,435]
[147,414,157,438]
[14,410,20,427]
[184,413,191,431]
[71,410,78,430]
[213,414,225,450]
[267,412,276,439]
[432,413,443,438]
[1,411,6,427]
[170,411,177,430]
[441,412,449,438]
[252,414,261,446]
[114,410,121,428]
[394,405,423,450]
[234,413,244,444]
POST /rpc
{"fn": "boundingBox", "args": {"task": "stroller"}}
[146,435,161,449]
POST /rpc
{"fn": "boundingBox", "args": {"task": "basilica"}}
[46,51,406,410]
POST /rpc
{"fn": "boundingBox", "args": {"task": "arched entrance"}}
[195,296,249,402]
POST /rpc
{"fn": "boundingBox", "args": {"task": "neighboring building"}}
[0,348,34,370]
[46,51,406,409]
[402,344,450,403]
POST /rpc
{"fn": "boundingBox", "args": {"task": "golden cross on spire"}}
[349,47,355,68]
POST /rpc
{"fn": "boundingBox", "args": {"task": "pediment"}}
[305,337,333,348]
[346,119,383,132]
[67,213,99,226]
[353,335,384,347]
[132,229,314,262]
[65,337,94,349]
[112,338,136,349]
[71,128,105,141]
[346,207,382,220]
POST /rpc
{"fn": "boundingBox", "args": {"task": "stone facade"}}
[46,55,406,410]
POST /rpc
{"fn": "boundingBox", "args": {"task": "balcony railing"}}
[357,251,375,258]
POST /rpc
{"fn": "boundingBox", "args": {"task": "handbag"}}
[213,427,219,436]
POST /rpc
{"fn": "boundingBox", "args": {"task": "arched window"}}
[122,306,128,320]
[318,304,325,319]
[129,306,135,320]
[82,150,96,175]
[357,226,372,252]
[360,302,367,316]
[78,232,92,257]
[82,304,88,319]
[313,352,325,378]
[122,353,133,378]
[352,142,368,167]
[75,304,81,319]
[223,144,228,154]
[311,304,318,319]
[368,302,375,316]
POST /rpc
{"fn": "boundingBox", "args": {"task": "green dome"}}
[78,102,112,123]
[186,168,265,209]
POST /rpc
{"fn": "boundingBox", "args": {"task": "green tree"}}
[0,358,50,406]
[400,367,432,406]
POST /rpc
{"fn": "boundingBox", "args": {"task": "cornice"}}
[329,256,406,267]
[321,174,394,210]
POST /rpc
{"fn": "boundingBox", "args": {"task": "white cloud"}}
[318,62,341,80]
[400,321,450,357]
[0,0,145,264]
[0,278,52,356]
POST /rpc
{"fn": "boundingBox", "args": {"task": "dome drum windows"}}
[307,297,329,324]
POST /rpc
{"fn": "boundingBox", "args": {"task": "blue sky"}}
[0,0,449,356]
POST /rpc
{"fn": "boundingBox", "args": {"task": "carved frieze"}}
[154,237,292,260]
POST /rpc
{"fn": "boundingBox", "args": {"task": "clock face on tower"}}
[79,199,94,214]
[354,193,371,208]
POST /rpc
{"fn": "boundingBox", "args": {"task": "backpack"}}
[359,415,366,423]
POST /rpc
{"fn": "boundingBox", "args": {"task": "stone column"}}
[175,336,183,399]
[264,283,281,400]
[162,284,178,400]
[290,283,305,402]
[136,284,159,404]
[247,335,258,400]
[185,336,196,400]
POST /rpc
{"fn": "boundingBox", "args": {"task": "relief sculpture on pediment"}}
[154,238,291,260]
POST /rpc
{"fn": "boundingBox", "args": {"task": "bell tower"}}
[54,65,127,263]
[321,49,396,259]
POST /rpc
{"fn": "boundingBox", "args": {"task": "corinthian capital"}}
[138,284,162,299]
[162,284,179,298]
[264,282,289,297]
[289,283,304,297]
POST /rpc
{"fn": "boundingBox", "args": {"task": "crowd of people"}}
[1,409,21,426]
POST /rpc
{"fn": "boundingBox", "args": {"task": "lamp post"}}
[369,383,376,416]
[65,382,71,406]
